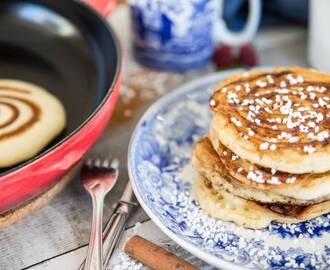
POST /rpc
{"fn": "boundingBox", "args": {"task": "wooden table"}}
[0,6,308,270]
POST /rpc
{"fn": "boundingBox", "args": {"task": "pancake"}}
[209,67,330,174]
[192,137,330,205]
[193,176,330,229]
[0,79,66,167]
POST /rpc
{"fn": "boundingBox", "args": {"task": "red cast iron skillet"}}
[0,0,121,213]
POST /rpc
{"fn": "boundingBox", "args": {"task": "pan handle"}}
[83,0,117,17]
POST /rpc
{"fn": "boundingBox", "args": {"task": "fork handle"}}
[103,202,136,267]
[79,202,135,270]
[84,192,104,270]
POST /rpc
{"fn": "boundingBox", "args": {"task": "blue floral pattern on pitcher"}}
[130,0,215,71]
[129,71,330,269]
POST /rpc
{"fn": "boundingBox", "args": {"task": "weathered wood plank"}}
[0,174,149,270]
[29,220,216,270]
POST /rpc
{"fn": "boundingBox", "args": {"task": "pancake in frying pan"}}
[0,79,66,168]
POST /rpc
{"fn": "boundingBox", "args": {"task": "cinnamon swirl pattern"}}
[0,88,40,140]
[0,80,66,168]
[191,67,330,228]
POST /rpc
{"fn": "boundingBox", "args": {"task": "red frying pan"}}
[0,0,121,213]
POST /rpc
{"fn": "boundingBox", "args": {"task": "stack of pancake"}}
[192,67,330,229]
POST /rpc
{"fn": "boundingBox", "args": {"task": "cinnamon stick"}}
[124,235,198,270]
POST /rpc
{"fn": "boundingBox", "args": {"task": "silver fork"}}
[81,157,119,270]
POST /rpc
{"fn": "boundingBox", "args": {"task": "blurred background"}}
[123,0,311,71]
[111,0,329,73]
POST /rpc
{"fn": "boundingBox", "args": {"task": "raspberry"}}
[213,44,232,68]
[238,44,258,67]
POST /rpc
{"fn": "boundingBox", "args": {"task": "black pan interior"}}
[0,0,119,173]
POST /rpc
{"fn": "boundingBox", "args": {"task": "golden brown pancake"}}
[209,67,330,174]
[0,79,66,167]
[193,176,330,229]
[192,137,330,205]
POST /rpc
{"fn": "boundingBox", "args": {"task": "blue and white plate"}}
[128,70,330,270]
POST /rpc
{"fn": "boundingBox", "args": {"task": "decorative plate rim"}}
[127,68,330,269]
[128,69,246,270]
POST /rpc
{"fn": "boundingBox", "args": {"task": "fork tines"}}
[85,156,119,170]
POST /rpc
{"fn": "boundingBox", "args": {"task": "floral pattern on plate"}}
[128,71,330,269]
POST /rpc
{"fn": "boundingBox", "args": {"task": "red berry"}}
[213,44,232,68]
[238,44,258,67]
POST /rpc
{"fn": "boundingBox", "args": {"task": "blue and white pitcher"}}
[130,0,261,71]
